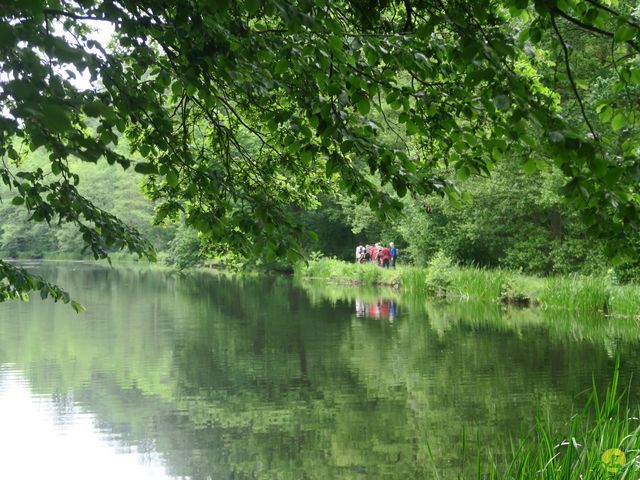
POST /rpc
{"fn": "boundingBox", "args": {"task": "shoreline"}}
[294,258,640,319]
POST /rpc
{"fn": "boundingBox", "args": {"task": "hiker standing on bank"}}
[371,243,379,265]
[380,244,391,268]
[390,242,397,269]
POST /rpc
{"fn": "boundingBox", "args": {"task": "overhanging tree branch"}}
[553,6,640,53]
[550,14,599,143]
[42,8,113,22]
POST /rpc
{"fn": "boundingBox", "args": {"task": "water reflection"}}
[0,365,173,480]
[0,263,638,479]
[355,298,397,322]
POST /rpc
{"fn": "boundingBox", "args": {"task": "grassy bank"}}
[295,255,640,317]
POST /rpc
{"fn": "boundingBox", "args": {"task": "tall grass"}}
[452,266,506,302]
[608,284,640,318]
[483,362,640,479]
[540,275,610,313]
[400,265,430,296]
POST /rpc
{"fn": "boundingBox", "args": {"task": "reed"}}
[481,362,640,479]
[452,266,506,302]
[539,275,609,313]
[608,284,640,318]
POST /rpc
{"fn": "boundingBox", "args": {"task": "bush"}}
[499,274,544,306]
[424,251,456,295]
[167,224,202,270]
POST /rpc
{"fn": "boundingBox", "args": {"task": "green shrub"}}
[499,274,544,306]
[424,251,456,295]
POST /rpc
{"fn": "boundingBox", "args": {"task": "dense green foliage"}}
[4,0,640,300]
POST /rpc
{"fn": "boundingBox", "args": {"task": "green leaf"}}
[166,170,179,187]
[134,162,158,174]
[0,21,14,45]
[598,106,613,123]
[300,150,313,163]
[275,58,288,75]
[245,0,259,15]
[325,154,340,176]
[11,196,24,205]
[71,300,86,313]
[406,121,419,135]
[392,177,407,198]
[522,159,538,174]
[41,103,71,132]
[328,36,342,51]
[357,98,370,115]
[611,112,627,132]
[457,165,471,181]
[614,25,637,43]
[590,157,608,177]
[16,0,45,12]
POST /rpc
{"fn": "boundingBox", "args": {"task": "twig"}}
[43,8,112,22]
[551,14,598,142]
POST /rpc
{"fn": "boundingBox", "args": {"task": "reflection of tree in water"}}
[50,391,77,428]
[1,265,640,479]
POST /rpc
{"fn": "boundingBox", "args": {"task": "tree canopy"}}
[2,0,640,302]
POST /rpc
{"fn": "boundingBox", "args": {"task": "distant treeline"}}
[2,148,640,282]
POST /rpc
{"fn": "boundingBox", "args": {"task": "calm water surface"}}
[0,262,639,479]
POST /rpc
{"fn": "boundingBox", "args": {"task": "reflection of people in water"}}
[355,298,397,323]
[379,300,390,318]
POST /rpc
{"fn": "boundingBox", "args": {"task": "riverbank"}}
[294,256,640,318]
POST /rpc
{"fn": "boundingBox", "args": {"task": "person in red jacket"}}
[380,244,391,268]
[370,244,378,264]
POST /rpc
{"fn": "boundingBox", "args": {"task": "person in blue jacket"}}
[390,242,397,269]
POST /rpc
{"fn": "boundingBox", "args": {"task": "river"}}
[0,262,637,479]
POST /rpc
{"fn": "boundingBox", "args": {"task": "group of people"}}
[355,242,397,268]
